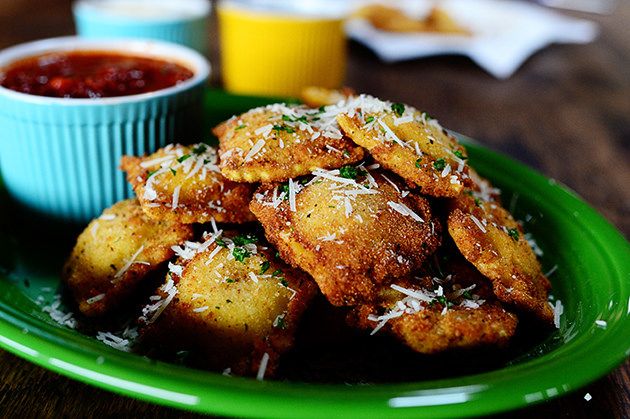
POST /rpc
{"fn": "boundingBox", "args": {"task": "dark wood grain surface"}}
[0,1,628,418]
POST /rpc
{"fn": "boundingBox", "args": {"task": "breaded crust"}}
[213,104,364,183]
[447,174,553,324]
[121,143,256,224]
[337,100,472,197]
[250,166,442,306]
[140,230,317,376]
[62,199,193,317]
[350,256,518,354]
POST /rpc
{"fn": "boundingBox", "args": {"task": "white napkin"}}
[346,0,599,79]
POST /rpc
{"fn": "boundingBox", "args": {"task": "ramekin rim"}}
[0,36,210,106]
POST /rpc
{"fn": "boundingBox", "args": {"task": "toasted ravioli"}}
[62,199,193,317]
[250,166,442,306]
[351,257,518,353]
[213,103,364,183]
[121,143,256,224]
[336,96,471,197]
[300,86,355,108]
[140,231,317,376]
[447,173,553,324]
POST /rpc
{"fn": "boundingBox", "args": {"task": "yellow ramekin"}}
[218,1,346,97]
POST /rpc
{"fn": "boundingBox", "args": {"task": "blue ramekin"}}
[73,0,211,54]
[0,36,210,223]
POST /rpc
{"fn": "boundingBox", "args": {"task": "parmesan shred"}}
[172,185,181,210]
[469,214,487,233]
[368,282,485,335]
[244,139,266,162]
[42,294,77,329]
[387,201,424,223]
[140,277,178,325]
[256,352,270,381]
[378,119,408,148]
[96,331,131,352]
[86,294,105,305]
[288,178,297,212]
[112,245,145,282]
[553,299,564,329]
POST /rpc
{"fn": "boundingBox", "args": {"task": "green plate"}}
[0,90,629,418]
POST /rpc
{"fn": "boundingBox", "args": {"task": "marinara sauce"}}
[0,51,194,98]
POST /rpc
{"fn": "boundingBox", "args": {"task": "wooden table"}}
[0,1,628,417]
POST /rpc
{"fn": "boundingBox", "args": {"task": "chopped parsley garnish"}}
[148,170,158,177]
[453,150,467,160]
[235,124,247,130]
[226,299,232,303]
[474,197,482,207]
[433,158,446,171]
[272,125,295,134]
[192,144,207,155]
[232,247,251,262]
[282,114,308,123]
[507,228,520,241]
[391,102,405,117]
[215,238,227,247]
[421,111,434,120]
[462,291,473,299]
[365,115,375,123]
[170,168,177,176]
[279,278,289,287]
[274,316,286,329]
[339,165,358,179]
[225,278,235,283]
[318,105,326,113]
[272,269,282,277]
[260,260,270,275]
[232,233,258,246]
[415,157,423,168]
[177,154,191,163]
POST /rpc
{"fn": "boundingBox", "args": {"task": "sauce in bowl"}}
[0,51,194,98]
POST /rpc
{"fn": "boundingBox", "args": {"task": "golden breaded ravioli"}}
[336,95,471,197]
[350,256,518,354]
[121,143,256,224]
[447,173,553,324]
[250,165,441,306]
[213,103,364,183]
[140,230,317,376]
[62,199,193,317]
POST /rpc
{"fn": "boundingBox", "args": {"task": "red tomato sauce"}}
[0,51,194,98]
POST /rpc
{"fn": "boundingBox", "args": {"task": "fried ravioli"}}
[62,199,194,317]
[350,256,518,353]
[140,230,317,376]
[447,173,553,324]
[121,143,256,224]
[213,103,364,183]
[250,165,441,306]
[336,96,471,197]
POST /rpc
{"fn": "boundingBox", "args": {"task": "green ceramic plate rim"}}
[0,93,629,418]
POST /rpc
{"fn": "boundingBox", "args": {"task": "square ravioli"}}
[62,199,193,317]
[447,171,553,324]
[213,103,365,183]
[336,95,472,197]
[250,164,442,306]
[350,256,518,354]
[139,230,317,376]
